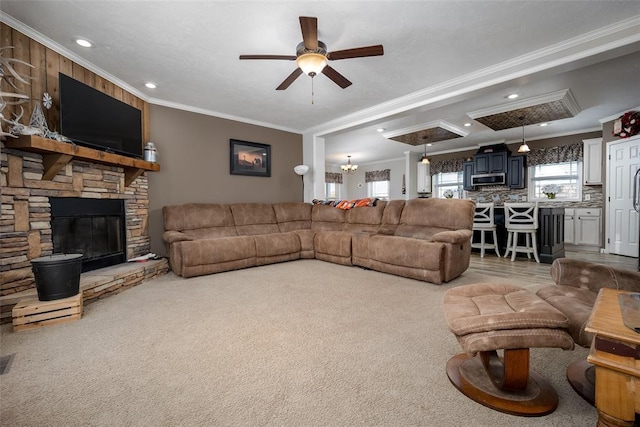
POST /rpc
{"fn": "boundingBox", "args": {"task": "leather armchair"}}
[536,258,640,404]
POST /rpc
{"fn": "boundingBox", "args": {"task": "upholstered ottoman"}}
[443,283,575,416]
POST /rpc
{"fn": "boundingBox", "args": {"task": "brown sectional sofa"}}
[162,198,475,284]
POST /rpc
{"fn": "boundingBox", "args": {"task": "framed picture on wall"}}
[230,139,271,177]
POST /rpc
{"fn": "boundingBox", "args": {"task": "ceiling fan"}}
[239,16,384,90]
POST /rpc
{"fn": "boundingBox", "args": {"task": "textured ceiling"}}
[388,127,465,146]
[474,101,577,131]
[1,1,639,165]
[470,90,582,131]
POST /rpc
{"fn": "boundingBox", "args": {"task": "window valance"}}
[430,158,466,175]
[365,169,390,183]
[325,172,343,184]
[527,142,583,167]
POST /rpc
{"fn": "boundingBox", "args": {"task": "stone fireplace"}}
[0,146,152,297]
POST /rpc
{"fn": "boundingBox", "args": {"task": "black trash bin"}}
[31,254,83,301]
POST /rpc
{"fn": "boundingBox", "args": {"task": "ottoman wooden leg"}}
[446,348,559,417]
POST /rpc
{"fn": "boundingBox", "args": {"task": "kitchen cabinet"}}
[583,138,602,185]
[507,155,526,189]
[416,162,431,193]
[564,209,575,244]
[564,208,601,247]
[575,208,602,246]
[463,161,475,191]
[474,151,507,174]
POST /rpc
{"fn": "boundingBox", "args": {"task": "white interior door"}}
[607,136,640,257]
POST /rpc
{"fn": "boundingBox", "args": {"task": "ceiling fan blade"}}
[322,65,352,89]
[239,54,296,60]
[327,45,384,60]
[299,16,318,51]
[276,68,303,90]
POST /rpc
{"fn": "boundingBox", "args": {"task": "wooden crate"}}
[12,293,83,332]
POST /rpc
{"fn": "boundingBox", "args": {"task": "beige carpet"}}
[0,260,595,426]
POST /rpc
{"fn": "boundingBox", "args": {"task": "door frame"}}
[605,134,640,257]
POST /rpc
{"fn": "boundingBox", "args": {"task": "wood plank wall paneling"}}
[0,23,148,141]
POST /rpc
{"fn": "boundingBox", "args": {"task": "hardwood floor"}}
[467,249,639,290]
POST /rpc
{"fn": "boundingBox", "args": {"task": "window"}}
[368,180,389,199]
[325,182,340,200]
[528,161,582,201]
[433,172,463,198]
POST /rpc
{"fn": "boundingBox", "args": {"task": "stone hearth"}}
[1,143,162,323]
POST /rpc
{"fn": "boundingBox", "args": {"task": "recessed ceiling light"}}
[463,122,472,127]
[75,39,92,48]
[539,122,549,127]
[376,128,386,133]
[506,93,519,99]
[145,82,157,89]
[427,143,432,147]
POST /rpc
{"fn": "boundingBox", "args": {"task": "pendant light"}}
[518,116,531,153]
[420,138,430,164]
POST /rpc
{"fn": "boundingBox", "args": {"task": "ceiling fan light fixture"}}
[296,53,327,76]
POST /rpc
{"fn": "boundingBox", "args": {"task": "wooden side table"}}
[585,288,640,427]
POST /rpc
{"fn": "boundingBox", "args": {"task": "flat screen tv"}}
[59,73,143,158]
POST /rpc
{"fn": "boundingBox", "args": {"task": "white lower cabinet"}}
[564,209,575,244]
[564,208,601,247]
[576,208,602,246]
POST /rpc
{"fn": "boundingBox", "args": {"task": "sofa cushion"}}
[163,203,234,231]
[180,236,256,266]
[367,235,443,270]
[273,202,312,232]
[343,201,386,233]
[183,227,238,240]
[399,198,474,231]
[254,232,301,257]
[311,205,346,231]
[231,203,280,235]
[314,230,352,258]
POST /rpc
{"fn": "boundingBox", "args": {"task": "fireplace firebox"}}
[50,197,126,272]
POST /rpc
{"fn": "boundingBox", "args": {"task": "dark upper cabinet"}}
[507,155,526,189]
[474,151,507,174]
[463,161,475,190]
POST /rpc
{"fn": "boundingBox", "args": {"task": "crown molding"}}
[147,97,301,134]
[599,105,640,123]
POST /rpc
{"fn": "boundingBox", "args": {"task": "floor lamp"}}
[294,165,310,201]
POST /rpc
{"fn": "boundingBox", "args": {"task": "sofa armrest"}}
[551,258,640,293]
[162,231,194,244]
[430,229,472,244]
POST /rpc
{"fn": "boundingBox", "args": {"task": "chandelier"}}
[341,155,358,174]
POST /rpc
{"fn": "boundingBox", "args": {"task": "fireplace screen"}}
[50,198,126,272]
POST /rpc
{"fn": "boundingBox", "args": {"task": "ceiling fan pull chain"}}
[311,76,315,105]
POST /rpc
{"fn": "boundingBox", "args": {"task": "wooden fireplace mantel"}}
[3,135,160,186]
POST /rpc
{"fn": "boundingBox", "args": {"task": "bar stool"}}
[504,202,540,263]
[471,202,500,257]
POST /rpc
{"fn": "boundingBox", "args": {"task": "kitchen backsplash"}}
[465,184,603,208]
